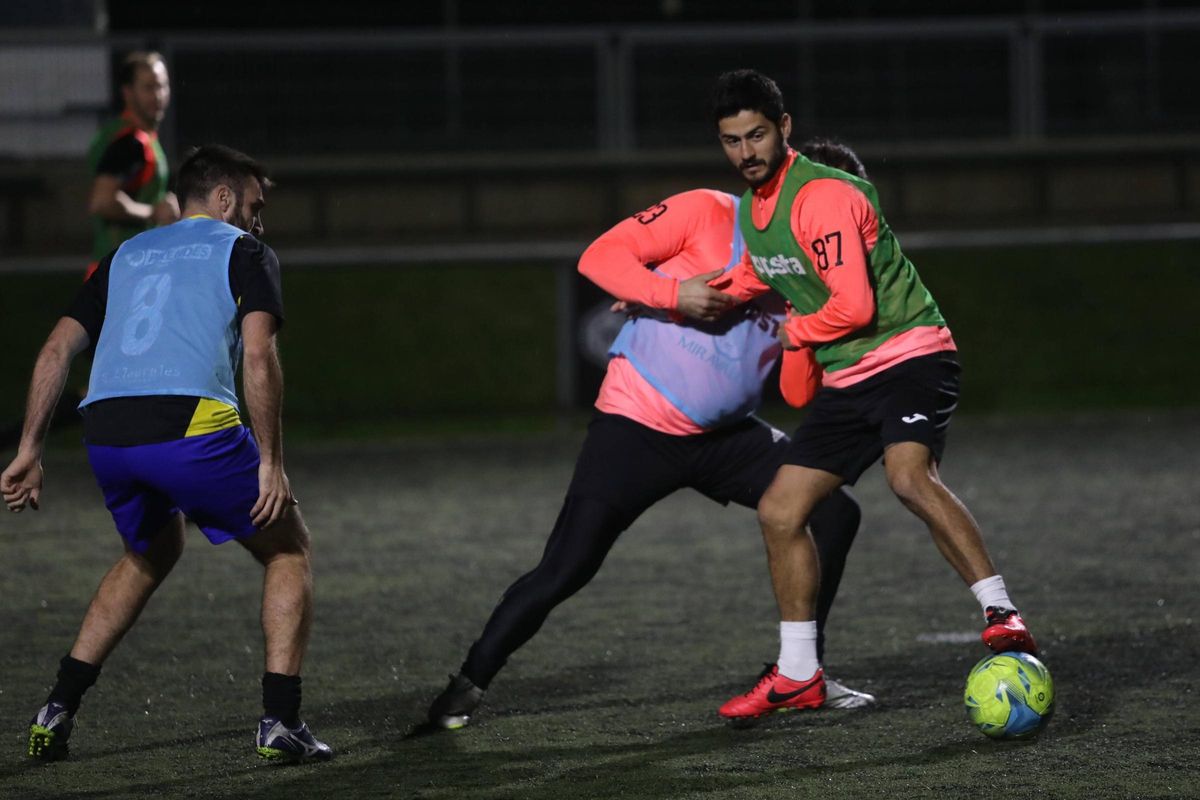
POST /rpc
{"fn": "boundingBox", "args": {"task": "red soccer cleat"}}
[718,664,826,720]
[981,606,1039,655]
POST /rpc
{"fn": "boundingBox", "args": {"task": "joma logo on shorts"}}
[751,253,806,278]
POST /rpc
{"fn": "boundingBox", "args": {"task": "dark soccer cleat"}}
[28,701,74,761]
[256,717,334,763]
[982,606,1039,655]
[427,673,485,730]
[718,664,826,720]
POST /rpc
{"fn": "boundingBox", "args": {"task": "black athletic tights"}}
[460,487,861,689]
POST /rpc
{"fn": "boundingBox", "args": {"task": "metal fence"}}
[4,11,1200,159]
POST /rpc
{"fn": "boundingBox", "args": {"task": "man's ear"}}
[214,184,233,217]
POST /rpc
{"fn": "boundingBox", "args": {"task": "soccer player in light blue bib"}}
[2,145,332,764]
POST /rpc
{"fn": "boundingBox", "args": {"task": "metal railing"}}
[3,11,1200,159]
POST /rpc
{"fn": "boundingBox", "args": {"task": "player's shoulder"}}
[90,116,132,144]
[798,176,868,203]
[655,189,738,228]
[794,177,874,224]
[99,122,142,153]
[86,248,118,284]
[661,188,735,212]
[232,234,278,267]
[623,188,733,234]
[91,127,144,172]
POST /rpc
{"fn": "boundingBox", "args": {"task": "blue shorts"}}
[86,426,261,553]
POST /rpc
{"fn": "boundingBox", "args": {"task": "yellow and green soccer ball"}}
[964,652,1054,739]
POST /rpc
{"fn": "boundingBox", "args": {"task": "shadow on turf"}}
[69,726,248,762]
[206,662,913,798]
[0,726,256,787]
[841,619,1200,748]
[0,725,230,770]
[351,625,1190,798]
[8,626,1189,798]
[228,720,987,800]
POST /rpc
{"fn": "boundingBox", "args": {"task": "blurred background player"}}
[425,143,881,731]
[1,52,181,451]
[798,138,868,182]
[2,145,331,764]
[86,50,180,279]
[703,69,1038,721]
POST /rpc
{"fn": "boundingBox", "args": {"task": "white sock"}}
[970,574,1015,615]
[777,621,820,681]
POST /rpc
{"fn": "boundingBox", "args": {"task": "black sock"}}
[262,672,302,727]
[47,655,101,716]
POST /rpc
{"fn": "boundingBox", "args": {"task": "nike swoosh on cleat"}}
[765,676,819,704]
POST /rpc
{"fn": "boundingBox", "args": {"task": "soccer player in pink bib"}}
[425,149,879,730]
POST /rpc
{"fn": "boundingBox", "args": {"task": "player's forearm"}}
[778,347,821,408]
[578,239,678,310]
[708,258,770,302]
[784,294,875,345]
[90,190,154,225]
[17,340,76,457]
[242,344,285,467]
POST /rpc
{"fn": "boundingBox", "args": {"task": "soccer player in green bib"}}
[2,53,183,452]
[703,70,1041,720]
[85,51,179,279]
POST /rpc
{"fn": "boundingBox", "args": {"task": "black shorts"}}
[566,412,789,517]
[784,352,961,485]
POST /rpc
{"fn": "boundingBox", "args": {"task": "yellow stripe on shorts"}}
[185,397,242,437]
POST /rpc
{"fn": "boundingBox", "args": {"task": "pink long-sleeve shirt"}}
[579,189,818,433]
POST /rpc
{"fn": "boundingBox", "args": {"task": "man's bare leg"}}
[756,465,846,620]
[238,505,313,677]
[29,514,185,760]
[719,465,847,718]
[238,506,331,761]
[883,441,1038,653]
[883,442,995,585]
[71,513,186,665]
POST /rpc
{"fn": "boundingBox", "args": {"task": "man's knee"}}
[536,494,628,601]
[757,486,808,543]
[130,513,185,581]
[239,506,311,565]
[885,455,941,510]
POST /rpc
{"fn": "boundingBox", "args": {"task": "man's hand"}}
[676,269,736,322]
[2,317,89,514]
[250,462,296,528]
[611,299,656,319]
[2,452,43,512]
[778,318,801,351]
[152,193,180,227]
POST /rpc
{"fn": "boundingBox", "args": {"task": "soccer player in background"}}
[424,144,880,731]
[86,50,180,279]
[703,69,1039,720]
[797,138,867,184]
[2,145,332,763]
[0,53,182,452]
